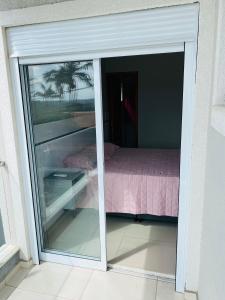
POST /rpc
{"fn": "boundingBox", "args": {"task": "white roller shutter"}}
[7,3,199,58]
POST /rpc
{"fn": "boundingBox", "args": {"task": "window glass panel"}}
[0,211,5,247]
[25,61,101,259]
[28,62,95,145]
[0,173,6,247]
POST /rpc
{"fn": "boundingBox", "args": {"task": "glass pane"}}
[26,61,100,259]
[0,174,6,247]
[0,211,5,247]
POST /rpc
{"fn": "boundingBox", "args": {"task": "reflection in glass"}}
[25,61,101,259]
[0,211,5,247]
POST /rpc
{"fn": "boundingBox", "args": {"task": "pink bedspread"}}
[104,148,180,217]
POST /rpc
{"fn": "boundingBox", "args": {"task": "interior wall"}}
[102,53,184,149]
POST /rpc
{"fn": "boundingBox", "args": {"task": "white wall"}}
[197,1,225,299]
[0,0,70,11]
[0,0,219,292]
[211,0,225,106]
[184,0,218,291]
[198,128,225,300]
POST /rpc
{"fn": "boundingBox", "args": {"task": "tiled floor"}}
[46,209,101,258]
[46,211,177,277]
[0,262,186,300]
[107,216,177,276]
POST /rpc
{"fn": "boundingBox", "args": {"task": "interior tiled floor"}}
[46,209,101,259]
[0,262,187,300]
[46,210,177,277]
[107,216,177,276]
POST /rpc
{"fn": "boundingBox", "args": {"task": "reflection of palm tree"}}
[43,62,93,100]
[34,84,56,101]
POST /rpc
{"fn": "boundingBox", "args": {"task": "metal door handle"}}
[0,161,5,167]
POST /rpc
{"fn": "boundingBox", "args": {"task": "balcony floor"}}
[0,261,191,300]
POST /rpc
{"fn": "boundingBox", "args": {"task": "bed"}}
[104,148,180,217]
[64,145,180,217]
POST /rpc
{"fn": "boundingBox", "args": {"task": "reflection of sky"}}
[28,62,94,101]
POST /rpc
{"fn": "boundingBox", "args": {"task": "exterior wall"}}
[0,0,70,11]
[0,28,31,260]
[185,0,218,291]
[0,0,219,292]
[211,0,225,106]
[198,128,225,300]
[198,1,225,299]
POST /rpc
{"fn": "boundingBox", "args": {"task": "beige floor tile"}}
[119,235,151,251]
[7,289,55,300]
[78,225,101,258]
[109,217,177,243]
[107,219,126,261]
[144,224,177,243]
[47,238,83,255]
[47,209,100,257]
[79,236,101,258]
[107,234,124,261]
[14,262,71,296]
[106,216,177,274]
[0,285,15,300]
[80,270,157,300]
[6,266,34,288]
[107,217,132,234]
[184,292,197,300]
[156,281,184,300]
[112,237,176,275]
[123,221,156,240]
[58,267,93,299]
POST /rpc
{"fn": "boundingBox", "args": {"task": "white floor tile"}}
[0,285,15,300]
[156,281,184,300]
[80,270,157,300]
[7,289,55,300]
[184,292,197,300]
[12,262,71,296]
[58,267,93,299]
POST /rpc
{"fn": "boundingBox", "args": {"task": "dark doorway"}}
[106,72,138,147]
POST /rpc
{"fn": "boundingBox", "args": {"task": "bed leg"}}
[135,215,142,223]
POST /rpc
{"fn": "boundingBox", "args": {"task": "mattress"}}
[104,148,180,217]
[64,147,180,217]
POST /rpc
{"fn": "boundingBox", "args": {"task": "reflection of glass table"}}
[44,170,86,224]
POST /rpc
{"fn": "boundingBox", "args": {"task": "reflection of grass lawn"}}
[31,100,94,125]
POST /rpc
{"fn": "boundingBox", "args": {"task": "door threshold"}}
[107,263,175,283]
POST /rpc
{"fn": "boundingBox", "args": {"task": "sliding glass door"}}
[20,59,106,268]
[0,176,5,247]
